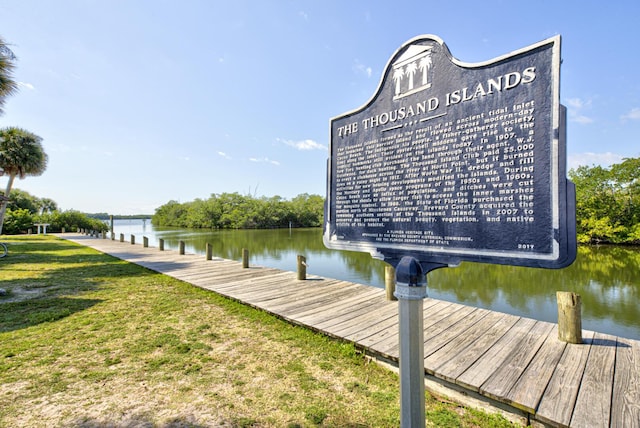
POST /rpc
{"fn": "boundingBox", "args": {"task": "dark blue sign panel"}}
[324,35,576,269]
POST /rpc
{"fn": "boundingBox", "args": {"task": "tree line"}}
[569,157,640,244]
[0,188,108,234]
[152,193,325,229]
[152,157,640,245]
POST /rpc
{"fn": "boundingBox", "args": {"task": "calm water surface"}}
[114,219,640,340]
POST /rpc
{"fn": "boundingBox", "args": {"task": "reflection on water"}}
[113,219,640,340]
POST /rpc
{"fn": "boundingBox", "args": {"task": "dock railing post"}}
[297,255,307,280]
[242,248,249,268]
[394,256,427,428]
[179,240,185,255]
[130,235,135,245]
[385,265,397,301]
[143,236,149,248]
[206,243,212,260]
[119,233,124,243]
[557,291,582,343]
[159,238,164,251]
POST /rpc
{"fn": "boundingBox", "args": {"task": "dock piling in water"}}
[297,255,307,280]
[242,248,249,268]
[557,291,582,343]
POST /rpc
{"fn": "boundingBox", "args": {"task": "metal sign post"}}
[394,257,446,427]
[394,256,427,427]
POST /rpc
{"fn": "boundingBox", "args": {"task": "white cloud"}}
[218,151,231,159]
[621,107,640,121]
[568,152,623,170]
[17,81,35,90]
[249,157,280,166]
[352,59,372,78]
[572,115,593,125]
[565,97,588,109]
[565,97,593,124]
[279,138,326,151]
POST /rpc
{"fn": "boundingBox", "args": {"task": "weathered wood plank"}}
[254,280,354,310]
[189,270,292,291]
[201,271,295,292]
[333,303,397,338]
[292,290,385,325]
[384,305,480,358]
[223,277,305,303]
[183,267,285,286]
[324,300,397,338]
[506,325,567,413]
[427,312,517,383]
[480,321,553,402]
[611,337,640,428]
[306,297,390,331]
[536,330,595,428]
[273,282,372,317]
[422,308,491,366]
[364,300,457,356]
[167,262,247,279]
[455,317,537,391]
[570,332,617,428]
[353,299,441,349]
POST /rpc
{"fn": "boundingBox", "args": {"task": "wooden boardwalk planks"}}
[63,234,640,428]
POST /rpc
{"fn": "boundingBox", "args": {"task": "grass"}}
[0,235,518,427]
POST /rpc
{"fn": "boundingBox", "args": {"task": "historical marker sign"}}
[324,35,576,268]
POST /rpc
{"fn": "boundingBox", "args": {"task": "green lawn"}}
[0,235,517,427]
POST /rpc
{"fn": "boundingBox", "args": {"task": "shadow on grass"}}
[0,237,112,266]
[0,296,103,333]
[0,236,160,333]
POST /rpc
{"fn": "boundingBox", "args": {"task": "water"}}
[112,219,640,340]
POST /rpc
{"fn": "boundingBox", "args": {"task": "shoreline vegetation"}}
[152,193,325,230]
[0,235,516,427]
[148,158,639,245]
[2,157,639,247]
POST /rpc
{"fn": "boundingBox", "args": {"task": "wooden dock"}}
[63,234,639,428]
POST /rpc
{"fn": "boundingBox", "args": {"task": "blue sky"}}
[1,0,639,215]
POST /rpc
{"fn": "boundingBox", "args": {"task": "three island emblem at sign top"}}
[392,46,433,100]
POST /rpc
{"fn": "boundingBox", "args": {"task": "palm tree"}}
[0,127,48,234]
[0,37,19,116]
[393,67,404,96]
[39,197,58,214]
[419,53,432,86]
[405,61,418,90]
